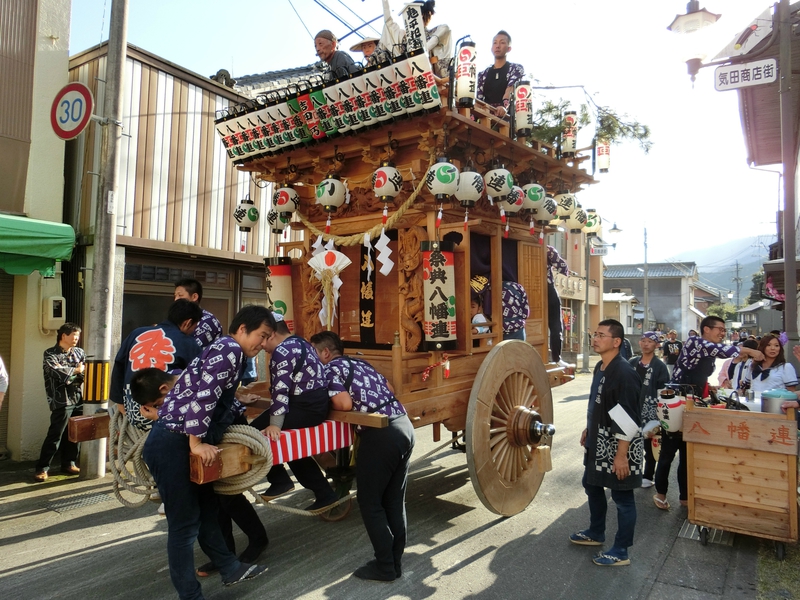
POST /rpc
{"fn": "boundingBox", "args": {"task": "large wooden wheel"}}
[466,340,555,516]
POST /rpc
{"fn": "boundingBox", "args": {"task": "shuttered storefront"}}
[0,272,13,452]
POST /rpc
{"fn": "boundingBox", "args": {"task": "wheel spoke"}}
[492,394,510,418]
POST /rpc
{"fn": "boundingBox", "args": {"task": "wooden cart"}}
[683,399,798,558]
[216,69,598,517]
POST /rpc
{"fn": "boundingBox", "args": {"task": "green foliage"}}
[749,270,764,305]
[531,99,653,154]
[707,302,737,322]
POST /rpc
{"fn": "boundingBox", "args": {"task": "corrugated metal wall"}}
[68,49,274,256]
[0,0,36,142]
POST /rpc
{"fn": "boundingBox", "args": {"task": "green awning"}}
[0,214,76,276]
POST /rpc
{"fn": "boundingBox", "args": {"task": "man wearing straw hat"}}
[315,29,356,75]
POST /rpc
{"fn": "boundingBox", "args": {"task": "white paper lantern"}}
[373,162,403,200]
[233,197,260,232]
[521,183,546,210]
[455,170,484,207]
[565,206,588,232]
[455,41,477,108]
[554,192,576,220]
[597,139,610,173]
[562,110,577,157]
[426,159,460,200]
[584,209,601,234]
[513,81,533,136]
[534,195,558,223]
[315,174,347,212]
[483,166,513,199]
[273,186,299,216]
[497,186,525,214]
[266,208,289,233]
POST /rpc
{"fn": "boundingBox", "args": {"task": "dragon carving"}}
[299,261,324,338]
[398,226,427,352]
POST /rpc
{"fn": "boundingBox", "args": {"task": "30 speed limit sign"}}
[50,82,94,140]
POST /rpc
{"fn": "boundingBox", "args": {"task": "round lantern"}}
[483,165,513,199]
[455,170,484,207]
[584,209,601,235]
[534,195,558,224]
[497,186,524,214]
[372,162,403,200]
[597,139,610,173]
[426,158,460,200]
[521,182,546,210]
[273,186,299,217]
[562,110,578,158]
[565,206,588,232]
[233,196,260,232]
[554,192,576,222]
[513,81,533,137]
[315,174,347,212]
[266,208,289,234]
[455,41,477,108]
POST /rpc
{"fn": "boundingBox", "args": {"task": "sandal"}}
[653,495,670,511]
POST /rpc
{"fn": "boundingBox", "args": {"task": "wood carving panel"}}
[399,226,428,352]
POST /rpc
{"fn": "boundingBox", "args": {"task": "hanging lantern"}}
[455,41,477,108]
[554,191,576,222]
[233,195,260,232]
[264,257,295,332]
[565,206,588,232]
[521,182,546,210]
[266,208,289,234]
[562,110,578,158]
[497,186,524,214]
[513,81,533,137]
[372,162,403,200]
[426,158,460,200]
[584,209,602,235]
[315,174,347,211]
[455,170,484,207]
[597,139,610,173]
[421,240,457,351]
[534,195,558,224]
[483,165,513,200]
[273,186,300,218]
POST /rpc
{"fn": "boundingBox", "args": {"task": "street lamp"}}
[667,0,721,83]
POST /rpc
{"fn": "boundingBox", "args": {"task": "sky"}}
[69,0,782,267]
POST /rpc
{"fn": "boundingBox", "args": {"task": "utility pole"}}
[732,260,742,308]
[643,228,649,331]
[81,0,128,479]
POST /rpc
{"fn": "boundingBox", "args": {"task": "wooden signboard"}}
[683,408,797,455]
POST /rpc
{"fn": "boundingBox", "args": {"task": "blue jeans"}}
[582,471,636,551]
[143,421,241,600]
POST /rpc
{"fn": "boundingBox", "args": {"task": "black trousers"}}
[643,437,656,481]
[36,403,82,472]
[547,283,563,362]
[654,432,686,501]
[250,399,334,501]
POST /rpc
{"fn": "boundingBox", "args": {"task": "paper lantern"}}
[426,159,460,200]
[264,257,295,332]
[373,162,403,200]
[273,186,299,216]
[562,110,578,157]
[233,196,260,232]
[521,183,546,210]
[597,139,610,173]
[266,208,289,234]
[497,186,525,214]
[584,209,601,235]
[421,240,457,351]
[455,41,477,108]
[565,206,588,232]
[483,166,513,199]
[513,81,533,136]
[455,170,484,207]
[554,192,576,221]
[315,174,347,211]
[534,195,558,224]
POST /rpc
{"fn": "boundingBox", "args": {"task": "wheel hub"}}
[507,405,555,448]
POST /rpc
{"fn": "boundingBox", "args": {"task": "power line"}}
[287,0,314,40]
[334,0,382,37]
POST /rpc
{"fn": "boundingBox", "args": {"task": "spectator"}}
[742,334,797,394]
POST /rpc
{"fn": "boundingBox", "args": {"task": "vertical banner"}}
[421,241,457,351]
[265,257,295,332]
[359,243,377,344]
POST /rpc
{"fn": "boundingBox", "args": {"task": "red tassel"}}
[529,219,534,236]
[436,206,442,229]
[500,208,506,224]
[538,230,544,245]
[382,204,388,225]
[325,216,331,234]
[504,222,509,238]
[444,360,450,378]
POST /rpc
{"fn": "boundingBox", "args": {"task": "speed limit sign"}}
[50,82,94,140]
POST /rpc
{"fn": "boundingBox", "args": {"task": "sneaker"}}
[222,563,267,586]
[641,478,654,488]
[569,530,603,546]
[260,482,295,501]
[592,548,630,566]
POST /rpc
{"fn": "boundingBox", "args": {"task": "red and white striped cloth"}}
[267,420,353,465]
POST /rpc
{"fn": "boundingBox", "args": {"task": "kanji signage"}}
[421,241,457,351]
[714,58,777,92]
[683,407,797,455]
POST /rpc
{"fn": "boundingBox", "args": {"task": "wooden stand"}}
[684,398,798,546]
[68,412,110,443]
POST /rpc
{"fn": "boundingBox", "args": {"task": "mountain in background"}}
[670,235,775,303]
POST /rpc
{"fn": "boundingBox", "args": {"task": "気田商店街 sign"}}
[714,58,778,92]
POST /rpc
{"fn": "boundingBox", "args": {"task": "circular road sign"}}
[51,82,94,140]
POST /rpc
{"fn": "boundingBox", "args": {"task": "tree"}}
[748,270,764,305]
[707,302,737,322]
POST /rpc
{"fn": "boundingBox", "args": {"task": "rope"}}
[295,157,433,246]
[109,410,157,508]
[212,425,273,496]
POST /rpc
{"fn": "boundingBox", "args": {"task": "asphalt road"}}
[0,365,751,599]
